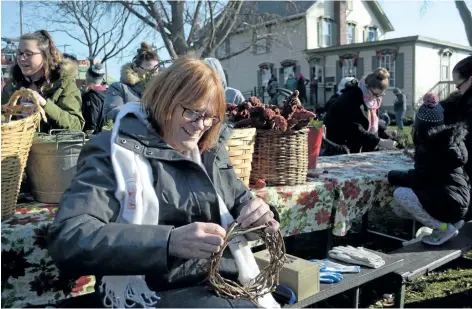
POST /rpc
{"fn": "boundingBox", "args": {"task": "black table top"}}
[283,249,404,308]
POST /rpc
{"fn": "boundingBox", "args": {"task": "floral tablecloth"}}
[1,200,95,308]
[253,180,337,236]
[312,151,414,236]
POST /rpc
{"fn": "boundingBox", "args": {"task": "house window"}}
[216,40,229,58]
[261,67,272,87]
[440,51,452,81]
[342,58,357,78]
[253,30,269,55]
[379,53,396,88]
[283,66,295,85]
[367,27,377,42]
[346,24,355,44]
[323,19,333,47]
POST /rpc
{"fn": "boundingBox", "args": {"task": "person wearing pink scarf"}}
[324,68,397,153]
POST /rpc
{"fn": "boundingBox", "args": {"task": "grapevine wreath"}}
[207,222,286,302]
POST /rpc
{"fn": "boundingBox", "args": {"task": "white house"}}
[218,0,394,104]
[218,0,472,112]
[306,36,472,113]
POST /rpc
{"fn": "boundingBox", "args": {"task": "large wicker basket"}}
[225,128,256,187]
[250,128,309,186]
[1,88,45,221]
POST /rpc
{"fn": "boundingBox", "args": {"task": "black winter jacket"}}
[388,124,470,223]
[323,86,381,153]
[82,88,106,134]
[442,87,472,179]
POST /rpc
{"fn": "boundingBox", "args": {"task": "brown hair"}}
[133,42,159,67]
[142,57,225,152]
[365,67,390,91]
[12,30,62,82]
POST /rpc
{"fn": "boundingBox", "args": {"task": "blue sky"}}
[1,0,471,80]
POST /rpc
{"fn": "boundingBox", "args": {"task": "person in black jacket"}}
[323,67,397,153]
[82,63,107,134]
[441,56,472,220]
[388,92,469,246]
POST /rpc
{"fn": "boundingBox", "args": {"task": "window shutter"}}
[336,60,342,85]
[363,28,368,42]
[331,22,337,46]
[279,67,284,88]
[395,53,404,89]
[372,56,378,71]
[356,57,364,79]
[353,25,357,43]
[318,19,323,47]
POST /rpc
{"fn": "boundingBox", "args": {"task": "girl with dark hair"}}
[1,30,84,132]
[388,92,469,245]
[103,42,160,121]
[323,67,398,153]
[441,55,472,220]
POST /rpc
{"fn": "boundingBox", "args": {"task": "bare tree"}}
[115,1,302,60]
[30,1,146,64]
[422,0,472,45]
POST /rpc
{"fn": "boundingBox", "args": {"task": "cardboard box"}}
[253,250,320,301]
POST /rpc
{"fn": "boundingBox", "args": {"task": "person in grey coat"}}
[204,57,245,104]
[103,42,160,122]
[47,58,279,308]
[393,87,407,130]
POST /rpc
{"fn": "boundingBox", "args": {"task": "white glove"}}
[378,138,397,150]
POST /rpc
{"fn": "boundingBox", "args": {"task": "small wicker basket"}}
[250,128,309,186]
[1,88,46,221]
[225,128,256,187]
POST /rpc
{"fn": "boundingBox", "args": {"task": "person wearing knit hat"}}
[387,91,469,246]
[82,63,108,134]
[412,92,444,145]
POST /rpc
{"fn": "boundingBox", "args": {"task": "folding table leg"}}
[352,287,360,308]
[393,281,406,309]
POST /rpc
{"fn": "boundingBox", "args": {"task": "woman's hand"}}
[168,222,226,259]
[236,198,280,234]
[31,91,47,107]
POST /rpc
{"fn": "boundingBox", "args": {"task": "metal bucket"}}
[26,130,87,204]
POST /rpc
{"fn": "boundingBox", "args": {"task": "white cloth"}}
[328,246,385,269]
[101,102,280,308]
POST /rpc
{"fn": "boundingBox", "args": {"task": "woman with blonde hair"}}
[324,67,398,153]
[48,57,280,308]
[1,30,84,132]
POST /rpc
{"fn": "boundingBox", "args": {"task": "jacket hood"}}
[120,63,144,86]
[60,58,79,81]
[10,58,78,87]
[423,123,468,169]
[204,57,227,89]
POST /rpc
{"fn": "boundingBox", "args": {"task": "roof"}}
[239,1,316,20]
[305,35,472,55]
[365,0,394,33]
[236,0,393,32]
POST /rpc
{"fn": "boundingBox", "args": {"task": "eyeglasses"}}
[17,51,42,59]
[370,89,385,98]
[139,64,160,72]
[181,105,220,127]
[456,78,469,90]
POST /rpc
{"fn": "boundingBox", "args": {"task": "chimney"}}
[334,0,347,45]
